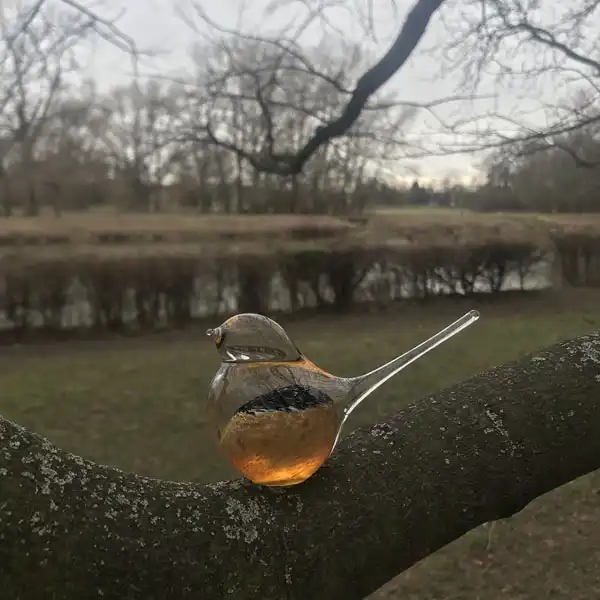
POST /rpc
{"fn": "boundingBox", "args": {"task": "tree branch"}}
[4,0,138,58]
[288,0,445,174]
[186,0,446,175]
[514,137,600,169]
[1,332,600,599]
[429,0,600,165]
[58,0,138,56]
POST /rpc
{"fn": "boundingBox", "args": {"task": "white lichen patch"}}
[206,479,244,495]
[484,407,517,456]
[284,565,293,585]
[222,495,275,544]
[370,423,395,443]
[557,333,600,373]
[579,339,600,367]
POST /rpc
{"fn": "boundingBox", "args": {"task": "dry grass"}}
[1,209,600,265]
[0,213,356,246]
[366,211,553,248]
[375,206,600,233]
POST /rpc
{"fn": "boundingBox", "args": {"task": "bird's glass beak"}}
[206,327,223,348]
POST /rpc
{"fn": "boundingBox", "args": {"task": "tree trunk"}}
[1,332,599,599]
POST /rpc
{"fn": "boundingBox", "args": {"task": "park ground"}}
[0,289,599,599]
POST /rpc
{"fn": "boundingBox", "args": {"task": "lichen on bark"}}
[1,333,599,600]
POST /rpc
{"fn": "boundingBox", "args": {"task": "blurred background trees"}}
[2,0,598,217]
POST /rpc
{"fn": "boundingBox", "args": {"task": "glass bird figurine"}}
[206,309,480,487]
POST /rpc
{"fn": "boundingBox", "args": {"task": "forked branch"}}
[188,0,447,175]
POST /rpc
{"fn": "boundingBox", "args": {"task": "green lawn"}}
[1,289,599,599]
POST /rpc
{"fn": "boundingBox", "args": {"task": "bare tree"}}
[174,7,449,212]
[174,140,237,213]
[96,81,182,211]
[474,130,600,213]
[33,81,113,212]
[173,0,447,176]
[0,0,141,216]
[422,0,600,168]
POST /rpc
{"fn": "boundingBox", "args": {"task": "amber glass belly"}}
[219,403,339,486]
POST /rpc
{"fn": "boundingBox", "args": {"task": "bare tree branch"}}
[427,0,600,169]
[58,0,138,57]
[1,332,600,599]
[181,0,446,175]
[5,0,139,59]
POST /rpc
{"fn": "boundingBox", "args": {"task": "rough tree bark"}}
[1,332,600,600]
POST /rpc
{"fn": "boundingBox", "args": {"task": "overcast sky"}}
[17,0,583,186]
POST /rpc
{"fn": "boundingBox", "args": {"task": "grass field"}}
[1,207,599,251]
[0,212,355,246]
[1,290,600,598]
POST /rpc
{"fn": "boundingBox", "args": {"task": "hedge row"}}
[0,239,545,334]
[1,211,599,337]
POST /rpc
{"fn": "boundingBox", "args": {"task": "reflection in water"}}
[0,261,550,330]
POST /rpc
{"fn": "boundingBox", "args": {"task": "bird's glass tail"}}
[333,310,480,448]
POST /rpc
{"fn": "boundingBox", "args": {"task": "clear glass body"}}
[206,310,480,487]
[207,358,347,487]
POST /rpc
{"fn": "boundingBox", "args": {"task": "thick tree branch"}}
[289,0,445,173]
[189,0,446,175]
[1,332,600,599]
